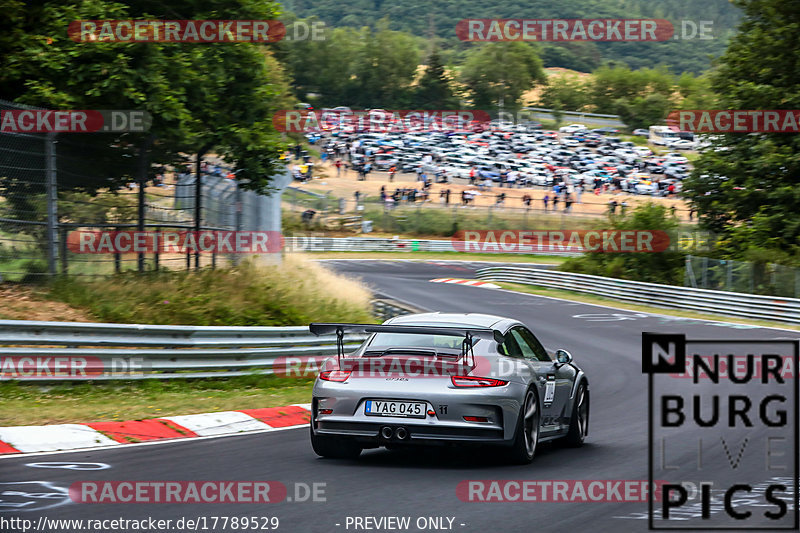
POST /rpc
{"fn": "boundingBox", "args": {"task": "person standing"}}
[543,194,550,211]
[335,159,342,176]
[389,165,396,182]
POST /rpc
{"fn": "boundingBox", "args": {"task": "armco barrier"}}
[0,296,425,382]
[476,266,800,325]
[0,321,367,381]
[284,236,581,255]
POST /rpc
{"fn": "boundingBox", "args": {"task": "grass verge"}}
[496,282,799,331]
[47,255,374,326]
[0,375,314,426]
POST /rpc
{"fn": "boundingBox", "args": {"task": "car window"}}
[368,333,468,350]
[515,327,552,362]
[509,329,537,360]
[497,332,523,358]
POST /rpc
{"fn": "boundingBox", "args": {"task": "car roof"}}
[385,312,510,329]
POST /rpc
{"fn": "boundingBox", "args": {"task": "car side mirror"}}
[555,349,573,366]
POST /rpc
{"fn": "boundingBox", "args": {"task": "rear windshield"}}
[367,333,475,351]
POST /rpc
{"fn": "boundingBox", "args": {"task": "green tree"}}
[350,21,420,108]
[538,73,589,111]
[587,65,675,114]
[459,42,546,111]
[413,48,457,109]
[0,0,290,194]
[683,0,800,260]
[614,93,673,130]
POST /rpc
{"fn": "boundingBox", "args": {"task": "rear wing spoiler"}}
[309,323,504,343]
[308,323,506,367]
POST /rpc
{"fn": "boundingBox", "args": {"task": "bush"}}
[560,202,685,285]
[49,256,375,326]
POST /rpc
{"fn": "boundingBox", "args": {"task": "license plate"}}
[364,400,426,418]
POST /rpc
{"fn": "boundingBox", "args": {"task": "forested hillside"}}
[280,0,741,73]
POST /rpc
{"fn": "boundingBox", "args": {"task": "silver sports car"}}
[308,313,589,463]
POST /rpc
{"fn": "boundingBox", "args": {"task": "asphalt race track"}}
[1,260,797,533]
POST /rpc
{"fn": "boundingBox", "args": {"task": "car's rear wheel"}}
[565,382,589,446]
[310,425,362,459]
[509,388,539,464]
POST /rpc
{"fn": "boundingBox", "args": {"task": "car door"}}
[510,326,576,434]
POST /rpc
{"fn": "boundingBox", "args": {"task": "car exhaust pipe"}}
[380,426,393,439]
[395,427,408,440]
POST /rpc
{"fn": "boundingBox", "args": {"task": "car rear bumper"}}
[313,419,507,445]
[311,378,525,443]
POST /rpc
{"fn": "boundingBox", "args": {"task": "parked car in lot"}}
[632,128,650,136]
[668,139,697,150]
[315,120,692,200]
[559,123,588,134]
[374,155,399,170]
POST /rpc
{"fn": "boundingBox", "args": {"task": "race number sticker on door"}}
[544,377,556,403]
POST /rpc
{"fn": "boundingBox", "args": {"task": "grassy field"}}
[48,255,374,326]
[0,376,315,426]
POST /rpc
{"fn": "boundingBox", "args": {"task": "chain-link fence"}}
[0,101,55,281]
[0,100,289,282]
[685,255,800,298]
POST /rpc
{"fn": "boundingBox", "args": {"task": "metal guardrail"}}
[0,320,368,381]
[284,236,580,255]
[0,297,425,381]
[521,107,627,127]
[372,296,427,322]
[476,266,800,326]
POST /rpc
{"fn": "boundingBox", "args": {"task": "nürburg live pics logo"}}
[642,332,798,530]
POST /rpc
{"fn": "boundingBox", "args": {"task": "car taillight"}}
[451,375,508,387]
[319,370,351,382]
